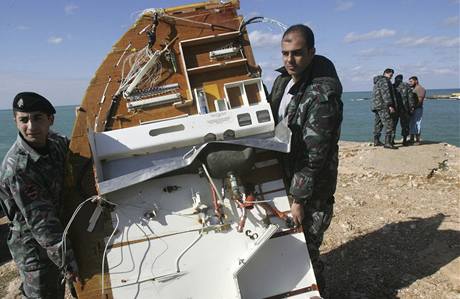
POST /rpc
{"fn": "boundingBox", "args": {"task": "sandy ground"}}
[0,140,459,299]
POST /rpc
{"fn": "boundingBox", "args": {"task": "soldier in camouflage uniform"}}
[0,92,79,298]
[393,74,417,146]
[371,68,397,149]
[268,24,343,293]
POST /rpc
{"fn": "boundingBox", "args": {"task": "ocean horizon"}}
[1,88,459,161]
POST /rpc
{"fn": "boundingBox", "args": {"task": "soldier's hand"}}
[389,106,395,114]
[291,202,304,229]
[65,259,82,287]
[66,270,81,284]
[65,271,81,298]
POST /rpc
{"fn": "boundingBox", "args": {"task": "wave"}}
[350,97,370,102]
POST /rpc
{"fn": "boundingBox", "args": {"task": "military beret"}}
[13,92,56,114]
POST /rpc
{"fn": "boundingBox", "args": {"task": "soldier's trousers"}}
[301,199,334,293]
[392,111,411,137]
[7,228,64,299]
[373,109,394,137]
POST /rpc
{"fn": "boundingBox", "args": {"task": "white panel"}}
[127,93,181,110]
[93,102,274,160]
[103,174,318,299]
[237,234,321,299]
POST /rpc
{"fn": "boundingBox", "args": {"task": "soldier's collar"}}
[275,65,313,96]
[16,134,46,162]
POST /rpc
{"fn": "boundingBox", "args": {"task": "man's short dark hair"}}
[383,68,394,75]
[282,24,315,49]
[409,76,418,81]
[395,74,403,81]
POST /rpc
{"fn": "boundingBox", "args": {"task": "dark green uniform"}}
[269,55,343,291]
[372,75,395,142]
[0,132,76,298]
[393,81,417,141]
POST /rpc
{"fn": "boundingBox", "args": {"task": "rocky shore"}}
[426,93,460,100]
[0,140,459,299]
[324,140,460,298]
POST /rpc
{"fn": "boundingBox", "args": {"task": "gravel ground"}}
[0,141,459,299]
[322,141,460,299]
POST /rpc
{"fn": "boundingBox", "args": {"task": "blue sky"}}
[0,0,459,109]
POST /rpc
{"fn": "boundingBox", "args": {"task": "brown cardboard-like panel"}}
[65,1,273,298]
[246,82,262,105]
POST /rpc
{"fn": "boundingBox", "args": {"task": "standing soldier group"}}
[371,68,425,149]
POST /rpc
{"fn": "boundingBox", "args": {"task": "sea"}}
[1,88,459,161]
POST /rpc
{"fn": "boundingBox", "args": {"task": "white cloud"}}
[357,48,386,57]
[349,72,373,83]
[344,28,396,43]
[338,65,374,83]
[262,73,277,89]
[432,68,458,75]
[48,36,64,44]
[397,61,459,78]
[303,21,314,28]
[258,61,280,70]
[16,25,30,31]
[249,30,282,48]
[443,16,459,26]
[335,0,354,11]
[395,36,460,48]
[0,71,87,110]
[64,4,78,15]
[246,11,262,19]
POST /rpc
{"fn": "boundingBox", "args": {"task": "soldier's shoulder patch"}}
[317,93,330,103]
[308,84,331,103]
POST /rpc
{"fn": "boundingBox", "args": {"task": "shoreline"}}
[339,140,460,149]
[426,96,460,100]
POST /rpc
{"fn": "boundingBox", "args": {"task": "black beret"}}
[13,92,56,114]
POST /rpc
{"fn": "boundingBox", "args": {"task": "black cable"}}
[239,16,264,32]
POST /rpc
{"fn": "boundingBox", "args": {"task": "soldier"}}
[393,74,417,146]
[371,68,397,149]
[0,92,79,298]
[268,24,343,293]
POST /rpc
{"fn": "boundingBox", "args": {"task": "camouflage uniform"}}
[269,55,343,291]
[393,81,417,140]
[0,132,76,298]
[371,75,395,142]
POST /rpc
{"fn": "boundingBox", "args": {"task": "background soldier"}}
[371,68,397,149]
[393,74,417,146]
[268,24,343,293]
[0,92,79,298]
[408,76,426,145]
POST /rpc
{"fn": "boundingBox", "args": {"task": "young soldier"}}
[0,92,79,298]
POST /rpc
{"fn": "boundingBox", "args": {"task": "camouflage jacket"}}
[394,81,417,113]
[0,131,75,269]
[371,75,395,112]
[269,56,343,204]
